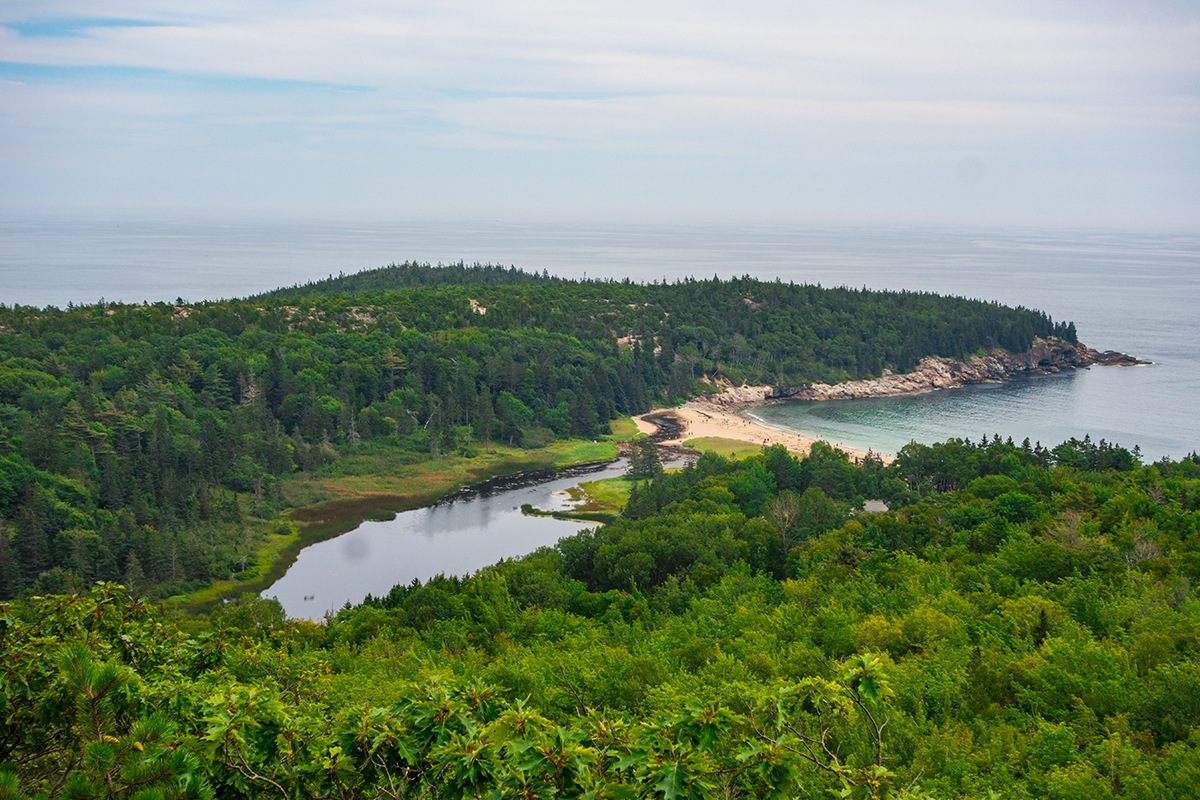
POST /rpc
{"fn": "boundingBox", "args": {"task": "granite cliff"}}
[698,338,1146,408]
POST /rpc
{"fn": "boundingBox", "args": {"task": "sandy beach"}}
[634,400,889,463]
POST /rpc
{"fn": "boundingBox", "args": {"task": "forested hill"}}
[2,266,1197,798]
[257,261,564,297]
[0,270,1072,601]
[260,264,1076,381]
[262,263,1075,364]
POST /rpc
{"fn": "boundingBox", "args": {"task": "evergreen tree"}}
[626,438,662,479]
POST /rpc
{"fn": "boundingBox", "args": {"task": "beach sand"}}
[635,402,889,463]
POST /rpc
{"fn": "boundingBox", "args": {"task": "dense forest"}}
[4,436,1199,798]
[0,265,1073,601]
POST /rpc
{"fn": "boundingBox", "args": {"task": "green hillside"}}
[0,267,1071,602]
[4,437,1199,798]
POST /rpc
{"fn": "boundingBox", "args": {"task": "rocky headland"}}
[696,338,1147,410]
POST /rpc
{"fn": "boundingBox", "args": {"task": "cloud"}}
[1,0,1197,221]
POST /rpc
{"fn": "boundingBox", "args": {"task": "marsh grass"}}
[682,436,765,459]
[607,416,643,440]
[520,504,615,524]
[577,475,636,510]
[170,437,618,614]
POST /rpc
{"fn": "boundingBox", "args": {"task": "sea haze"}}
[1,217,1196,459]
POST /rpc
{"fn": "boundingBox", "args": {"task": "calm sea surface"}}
[3,217,1196,459]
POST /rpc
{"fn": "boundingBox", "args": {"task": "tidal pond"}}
[264,459,630,620]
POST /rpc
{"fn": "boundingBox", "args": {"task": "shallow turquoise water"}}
[753,366,1178,462]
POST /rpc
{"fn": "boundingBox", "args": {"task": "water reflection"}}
[265,459,630,620]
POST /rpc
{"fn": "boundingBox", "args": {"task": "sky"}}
[1,0,1198,226]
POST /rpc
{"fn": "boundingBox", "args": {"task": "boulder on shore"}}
[696,338,1147,407]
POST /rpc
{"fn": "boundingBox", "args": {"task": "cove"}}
[751,367,1179,460]
[263,459,630,621]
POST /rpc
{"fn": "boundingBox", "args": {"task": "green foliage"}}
[6,266,1196,799]
[626,438,663,480]
[6,434,1200,798]
[0,584,215,798]
[0,269,1072,601]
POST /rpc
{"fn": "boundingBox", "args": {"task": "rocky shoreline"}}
[695,338,1147,409]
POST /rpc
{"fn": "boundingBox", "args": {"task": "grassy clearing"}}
[682,436,765,459]
[516,437,638,518]
[607,416,644,441]
[170,437,618,614]
[578,475,636,511]
[520,471,633,522]
[547,440,619,466]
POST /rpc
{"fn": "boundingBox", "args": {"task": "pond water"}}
[263,459,630,621]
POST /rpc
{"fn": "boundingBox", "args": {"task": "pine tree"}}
[123,551,145,597]
[626,438,662,479]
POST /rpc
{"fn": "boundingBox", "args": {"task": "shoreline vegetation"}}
[0,262,1144,612]
[199,328,1145,613]
[637,336,1144,464]
[8,265,1200,799]
[248,359,1161,616]
[169,437,623,614]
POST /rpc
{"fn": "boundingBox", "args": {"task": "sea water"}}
[2,216,1197,458]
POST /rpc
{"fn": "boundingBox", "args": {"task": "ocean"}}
[2,216,1197,460]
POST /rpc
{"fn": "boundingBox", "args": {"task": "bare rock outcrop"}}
[697,338,1146,408]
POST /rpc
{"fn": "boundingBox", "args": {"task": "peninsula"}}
[6,266,1198,800]
[0,263,1139,604]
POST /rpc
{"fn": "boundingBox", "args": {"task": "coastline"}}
[635,405,886,463]
[637,337,1144,464]
[755,338,1145,404]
